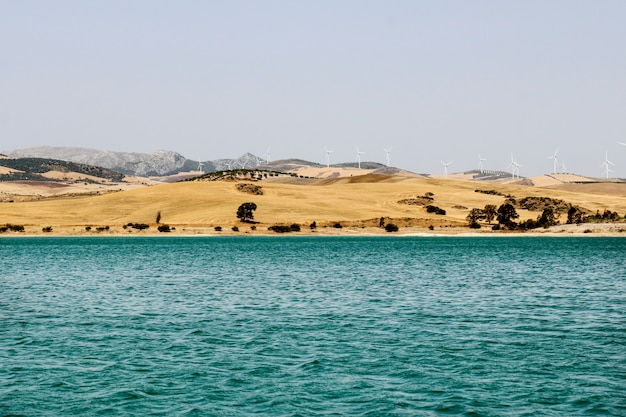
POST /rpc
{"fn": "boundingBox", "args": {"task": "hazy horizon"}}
[2,1,625,177]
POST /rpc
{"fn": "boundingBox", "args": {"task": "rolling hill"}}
[1,172,625,235]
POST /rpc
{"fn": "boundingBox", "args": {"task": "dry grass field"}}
[1,172,625,235]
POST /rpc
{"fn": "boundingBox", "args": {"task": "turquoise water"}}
[1,236,625,416]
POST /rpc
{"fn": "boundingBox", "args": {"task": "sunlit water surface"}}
[1,236,625,416]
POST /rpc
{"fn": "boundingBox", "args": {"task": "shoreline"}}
[2,222,625,238]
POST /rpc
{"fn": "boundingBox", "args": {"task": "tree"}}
[537,208,556,228]
[236,202,257,222]
[483,204,497,224]
[466,208,484,228]
[156,211,162,224]
[497,203,519,229]
[567,206,583,224]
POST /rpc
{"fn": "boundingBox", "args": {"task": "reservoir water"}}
[1,236,625,416]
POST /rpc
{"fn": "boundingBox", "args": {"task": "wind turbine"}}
[478,154,486,174]
[601,152,614,179]
[226,159,234,170]
[384,147,392,167]
[440,160,453,178]
[508,154,521,179]
[324,146,333,168]
[355,146,365,169]
[546,147,559,174]
[560,161,567,174]
[264,147,271,164]
[197,161,204,172]
[513,160,522,178]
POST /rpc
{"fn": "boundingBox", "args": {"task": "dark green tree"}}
[496,203,519,229]
[236,202,257,222]
[567,206,583,224]
[466,208,484,228]
[483,204,497,224]
[537,208,557,228]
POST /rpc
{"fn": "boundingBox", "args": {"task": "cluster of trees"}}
[0,224,25,233]
[467,203,558,230]
[125,223,150,230]
[573,208,620,223]
[466,204,498,229]
[469,203,622,231]
[268,224,301,233]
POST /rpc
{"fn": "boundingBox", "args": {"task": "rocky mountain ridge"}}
[7,146,280,177]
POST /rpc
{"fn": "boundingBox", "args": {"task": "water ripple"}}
[1,236,625,416]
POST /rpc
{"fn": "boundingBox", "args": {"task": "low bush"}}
[4,224,25,232]
[214,226,222,232]
[42,226,53,232]
[426,205,446,215]
[385,223,399,232]
[158,225,171,232]
[231,226,239,232]
[333,223,343,229]
[127,223,150,230]
[268,225,292,233]
[290,224,301,232]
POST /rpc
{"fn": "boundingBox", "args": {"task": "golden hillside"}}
[1,174,625,235]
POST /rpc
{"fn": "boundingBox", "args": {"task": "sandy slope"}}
[1,174,625,235]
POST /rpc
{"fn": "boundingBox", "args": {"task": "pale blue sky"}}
[1,1,625,177]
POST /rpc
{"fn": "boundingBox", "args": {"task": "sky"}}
[1,1,626,178]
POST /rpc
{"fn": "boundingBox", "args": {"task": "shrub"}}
[42,226,53,232]
[385,223,399,232]
[231,226,239,232]
[310,221,317,230]
[158,225,171,232]
[428,225,434,231]
[492,224,501,231]
[290,224,301,232]
[469,222,481,229]
[6,224,25,232]
[214,226,222,232]
[127,223,150,230]
[251,225,256,231]
[96,226,109,232]
[268,225,292,233]
[426,205,446,215]
[85,226,92,231]
[333,223,343,229]
[156,211,162,224]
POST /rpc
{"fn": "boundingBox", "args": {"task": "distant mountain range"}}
[7,146,390,177]
[8,147,263,177]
